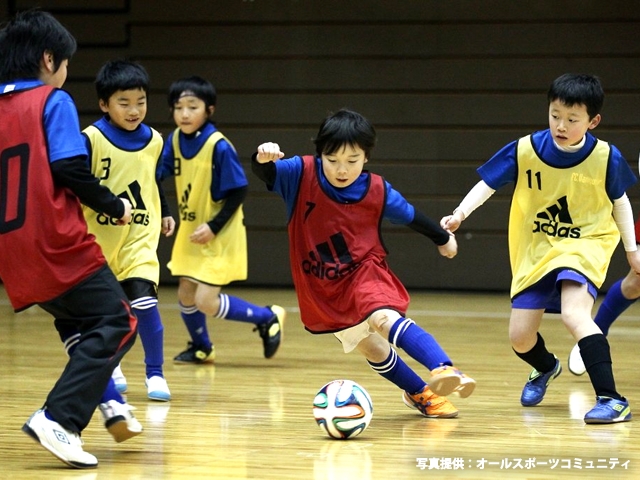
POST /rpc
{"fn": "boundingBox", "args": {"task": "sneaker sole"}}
[148,392,172,402]
[22,423,97,468]
[266,305,286,359]
[173,358,215,364]
[402,393,459,418]
[173,348,215,364]
[568,346,586,376]
[568,366,586,376]
[455,379,477,398]
[429,373,461,397]
[106,418,143,443]
[584,413,632,424]
[423,410,459,419]
[115,383,128,394]
[567,357,586,376]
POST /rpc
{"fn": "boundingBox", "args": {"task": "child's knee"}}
[192,292,220,316]
[509,329,538,352]
[368,309,402,333]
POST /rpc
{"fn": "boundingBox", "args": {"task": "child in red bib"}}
[252,109,476,418]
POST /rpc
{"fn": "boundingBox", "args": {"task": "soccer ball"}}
[313,379,373,439]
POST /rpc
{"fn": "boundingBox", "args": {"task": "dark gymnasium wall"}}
[3,0,640,292]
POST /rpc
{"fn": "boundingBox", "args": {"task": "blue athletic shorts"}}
[511,269,597,313]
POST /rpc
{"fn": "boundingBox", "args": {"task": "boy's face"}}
[99,88,147,131]
[548,99,601,148]
[321,143,368,189]
[172,95,214,135]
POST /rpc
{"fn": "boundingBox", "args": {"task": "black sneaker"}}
[254,305,285,359]
[173,341,215,364]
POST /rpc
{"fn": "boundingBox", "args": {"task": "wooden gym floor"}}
[1,286,639,479]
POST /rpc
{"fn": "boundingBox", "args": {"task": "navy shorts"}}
[511,269,597,313]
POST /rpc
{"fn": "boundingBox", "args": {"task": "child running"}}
[0,10,137,468]
[81,59,175,401]
[159,76,285,363]
[252,109,475,418]
[441,73,640,423]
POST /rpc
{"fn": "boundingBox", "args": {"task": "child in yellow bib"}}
[159,76,285,363]
[81,60,175,403]
[442,73,640,424]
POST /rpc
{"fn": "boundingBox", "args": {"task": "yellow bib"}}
[509,136,619,297]
[82,125,163,284]
[168,129,247,285]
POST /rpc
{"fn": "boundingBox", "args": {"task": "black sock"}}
[513,332,556,373]
[579,333,622,400]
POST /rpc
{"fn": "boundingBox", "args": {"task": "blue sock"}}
[594,279,637,336]
[389,318,451,370]
[100,378,125,404]
[216,293,274,324]
[180,303,211,348]
[368,348,426,394]
[132,298,164,378]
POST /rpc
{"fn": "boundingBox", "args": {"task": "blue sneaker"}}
[584,396,632,424]
[520,357,562,406]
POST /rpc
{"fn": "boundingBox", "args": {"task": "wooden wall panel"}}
[127,23,640,58]
[6,0,639,292]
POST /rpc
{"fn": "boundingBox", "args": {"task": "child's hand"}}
[116,198,132,225]
[437,234,457,259]
[627,250,640,275]
[190,223,214,244]
[440,210,464,233]
[162,216,176,237]
[256,142,285,163]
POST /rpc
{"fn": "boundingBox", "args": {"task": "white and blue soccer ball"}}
[313,379,373,439]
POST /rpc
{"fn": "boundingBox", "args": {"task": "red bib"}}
[288,156,409,333]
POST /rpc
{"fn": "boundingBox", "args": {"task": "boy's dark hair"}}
[95,59,150,102]
[547,73,604,119]
[167,76,217,111]
[314,109,376,158]
[0,9,76,83]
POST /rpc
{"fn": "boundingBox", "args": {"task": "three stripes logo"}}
[119,181,147,211]
[97,181,150,226]
[302,232,357,280]
[179,183,196,221]
[532,195,580,238]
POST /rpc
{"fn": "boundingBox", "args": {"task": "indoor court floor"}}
[1,286,638,479]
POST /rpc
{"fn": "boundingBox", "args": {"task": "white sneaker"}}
[112,364,128,394]
[568,343,586,376]
[22,409,98,468]
[98,400,143,443]
[146,376,171,402]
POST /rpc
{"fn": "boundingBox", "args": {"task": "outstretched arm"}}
[402,208,456,258]
[441,180,496,232]
[409,209,456,258]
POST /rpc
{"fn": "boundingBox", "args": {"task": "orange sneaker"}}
[430,365,476,398]
[402,386,459,418]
